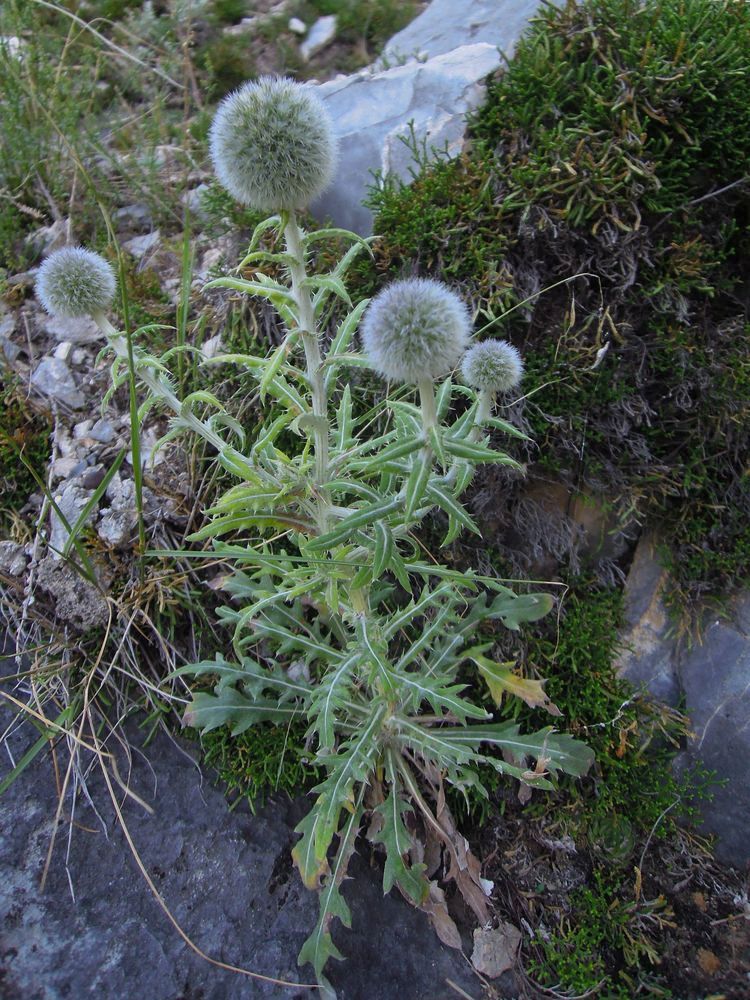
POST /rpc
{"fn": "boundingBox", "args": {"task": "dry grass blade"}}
[30,0,185,91]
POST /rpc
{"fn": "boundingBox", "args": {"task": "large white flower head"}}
[209,76,336,212]
[461,339,524,393]
[361,278,471,384]
[36,247,116,319]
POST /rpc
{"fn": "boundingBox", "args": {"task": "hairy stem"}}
[94,312,229,455]
[417,376,438,434]
[284,212,330,532]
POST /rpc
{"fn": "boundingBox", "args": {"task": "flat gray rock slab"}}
[678,594,750,868]
[615,536,750,868]
[382,0,552,62]
[0,651,478,1000]
[314,44,500,235]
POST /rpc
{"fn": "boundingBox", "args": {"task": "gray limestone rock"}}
[34,556,109,631]
[314,43,501,234]
[48,481,94,557]
[677,595,750,868]
[0,540,27,577]
[0,645,479,999]
[113,202,153,231]
[614,534,681,706]
[382,0,553,63]
[30,357,85,409]
[97,474,140,548]
[41,313,103,344]
[615,534,750,867]
[123,230,161,261]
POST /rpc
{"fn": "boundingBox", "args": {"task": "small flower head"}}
[36,247,116,319]
[461,340,524,393]
[361,278,471,384]
[209,76,336,212]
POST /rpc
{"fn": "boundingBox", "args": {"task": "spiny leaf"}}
[373,754,429,904]
[298,801,363,992]
[487,592,555,630]
[183,689,300,734]
[437,722,595,778]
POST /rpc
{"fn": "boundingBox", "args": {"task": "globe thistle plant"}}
[361,278,471,385]
[36,247,116,319]
[53,94,592,997]
[209,76,336,213]
[461,340,524,394]
[360,277,471,433]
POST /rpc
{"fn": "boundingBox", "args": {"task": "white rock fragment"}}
[200,334,223,361]
[471,923,522,979]
[30,357,85,409]
[300,15,336,61]
[53,341,73,362]
[0,540,28,577]
[73,419,94,440]
[224,17,257,37]
[41,314,103,344]
[0,36,24,58]
[123,230,160,261]
[288,17,306,35]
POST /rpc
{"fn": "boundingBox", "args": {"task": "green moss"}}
[449,579,709,996]
[201,720,319,811]
[529,870,677,998]
[365,0,750,599]
[195,34,257,100]
[472,0,750,229]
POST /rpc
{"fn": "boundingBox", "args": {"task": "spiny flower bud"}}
[361,278,471,384]
[209,76,336,212]
[461,340,524,393]
[36,247,116,319]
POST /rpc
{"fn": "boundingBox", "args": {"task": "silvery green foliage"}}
[36,247,116,319]
[461,339,524,392]
[209,76,336,212]
[360,277,471,383]
[84,113,591,995]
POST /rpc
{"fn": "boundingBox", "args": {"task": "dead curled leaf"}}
[424,881,462,950]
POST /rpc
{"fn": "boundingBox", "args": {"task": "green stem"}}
[283,211,330,531]
[417,376,438,435]
[474,388,495,437]
[94,312,233,458]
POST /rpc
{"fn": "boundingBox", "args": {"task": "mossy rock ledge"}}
[351,0,750,867]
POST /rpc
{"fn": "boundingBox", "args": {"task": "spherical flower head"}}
[209,76,336,212]
[36,247,116,319]
[461,340,524,393]
[361,278,471,384]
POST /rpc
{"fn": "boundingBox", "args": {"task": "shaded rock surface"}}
[616,535,750,868]
[0,645,478,1000]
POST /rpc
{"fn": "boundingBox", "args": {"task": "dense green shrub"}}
[365,0,750,599]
